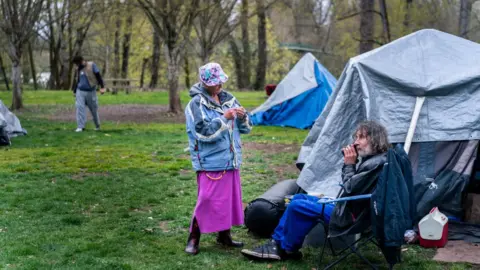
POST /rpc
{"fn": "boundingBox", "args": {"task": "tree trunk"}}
[403,0,413,30]
[0,54,10,91]
[66,0,74,90]
[184,55,191,88]
[459,0,472,38]
[22,49,30,84]
[104,45,109,77]
[9,44,24,110]
[59,46,70,90]
[253,0,267,91]
[165,46,182,114]
[140,58,148,88]
[201,47,212,64]
[149,28,161,88]
[229,38,244,90]
[378,0,391,43]
[359,0,375,54]
[28,42,38,90]
[121,14,133,79]
[241,0,251,89]
[11,63,23,110]
[113,17,121,93]
[48,0,58,89]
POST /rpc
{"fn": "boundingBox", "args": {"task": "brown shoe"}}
[217,229,244,247]
[185,218,201,255]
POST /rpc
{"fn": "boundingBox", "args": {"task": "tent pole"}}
[404,96,425,154]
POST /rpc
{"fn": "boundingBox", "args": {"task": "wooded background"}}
[1,0,480,113]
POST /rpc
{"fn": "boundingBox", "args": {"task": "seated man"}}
[241,121,390,261]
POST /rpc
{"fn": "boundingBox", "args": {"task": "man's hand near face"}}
[343,145,358,165]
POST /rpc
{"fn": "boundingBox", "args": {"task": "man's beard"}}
[358,145,374,157]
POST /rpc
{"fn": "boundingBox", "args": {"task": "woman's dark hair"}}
[72,55,84,65]
[353,121,390,154]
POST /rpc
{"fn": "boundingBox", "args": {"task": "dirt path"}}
[47,104,186,124]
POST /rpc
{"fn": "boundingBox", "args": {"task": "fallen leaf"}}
[104,134,111,137]
[267,264,272,269]
[281,266,287,270]
[144,228,154,233]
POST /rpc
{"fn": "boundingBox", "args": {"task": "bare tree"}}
[113,14,121,92]
[28,41,37,90]
[403,0,413,30]
[0,0,45,109]
[253,0,267,90]
[378,0,391,43]
[240,0,251,89]
[121,14,133,79]
[459,0,473,38]
[46,0,68,90]
[229,37,244,90]
[0,53,9,90]
[140,58,149,88]
[149,27,161,88]
[359,0,375,54]
[138,0,200,114]
[193,0,238,63]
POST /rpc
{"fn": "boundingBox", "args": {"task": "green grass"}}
[0,90,266,109]
[0,91,473,269]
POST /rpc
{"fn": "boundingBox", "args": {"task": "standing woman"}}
[184,63,253,255]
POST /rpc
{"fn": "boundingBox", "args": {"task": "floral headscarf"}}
[199,63,229,86]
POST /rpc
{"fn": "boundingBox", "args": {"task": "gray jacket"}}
[329,152,387,234]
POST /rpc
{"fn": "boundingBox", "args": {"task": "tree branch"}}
[337,9,383,21]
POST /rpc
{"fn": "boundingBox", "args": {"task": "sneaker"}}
[241,239,282,261]
[95,127,100,131]
[75,128,83,132]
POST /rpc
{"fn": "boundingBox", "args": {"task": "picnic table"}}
[104,78,139,94]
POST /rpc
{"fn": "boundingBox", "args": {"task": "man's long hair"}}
[353,121,390,154]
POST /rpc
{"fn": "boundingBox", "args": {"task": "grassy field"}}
[0,91,473,269]
[0,90,266,109]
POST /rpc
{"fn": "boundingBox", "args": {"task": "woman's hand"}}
[343,145,357,165]
[235,107,246,119]
[224,109,236,120]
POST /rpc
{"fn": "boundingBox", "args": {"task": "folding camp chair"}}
[316,194,395,270]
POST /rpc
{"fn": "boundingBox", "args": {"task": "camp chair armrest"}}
[317,194,372,204]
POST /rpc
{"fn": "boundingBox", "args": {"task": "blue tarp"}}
[250,55,336,129]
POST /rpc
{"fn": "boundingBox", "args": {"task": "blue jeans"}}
[272,194,335,252]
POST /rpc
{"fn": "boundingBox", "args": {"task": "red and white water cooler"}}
[418,207,449,248]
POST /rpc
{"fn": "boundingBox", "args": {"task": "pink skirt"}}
[190,169,244,233]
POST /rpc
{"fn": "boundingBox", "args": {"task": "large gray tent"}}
[296,29,480,219]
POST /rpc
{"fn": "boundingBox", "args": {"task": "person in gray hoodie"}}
[184,63,252,255]
[72,55,105,132]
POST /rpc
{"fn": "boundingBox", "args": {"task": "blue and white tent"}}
[250,53,336,129]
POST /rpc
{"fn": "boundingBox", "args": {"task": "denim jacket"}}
[185,83,253,171]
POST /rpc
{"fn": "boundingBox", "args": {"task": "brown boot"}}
[217,229,243,247]
[185,218,201,255]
